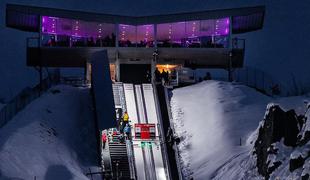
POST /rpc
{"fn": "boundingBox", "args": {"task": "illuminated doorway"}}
[85,62,116,83]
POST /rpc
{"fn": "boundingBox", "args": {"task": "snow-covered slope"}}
[170,80,310,179]
[213,103,310,180]
[0,85,97,179]
[171,81,271,179]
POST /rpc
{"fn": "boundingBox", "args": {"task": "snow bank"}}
[0,85,97,179]
[215,91,309,180]
[171,80,310,179]
[170,81,271,179]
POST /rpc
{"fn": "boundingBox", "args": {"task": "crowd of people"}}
[44,34,116,47]
[101,111,132,149]
[154,68,170,85]
[115,111,131,143]
[43,33,227,48]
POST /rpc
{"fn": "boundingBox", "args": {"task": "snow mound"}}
[170,80,310,179]
[214,95,310,180]
[170,80,271,179]
[0,85,97,179]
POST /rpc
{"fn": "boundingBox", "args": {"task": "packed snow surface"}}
[170,80,310,179]
[0,85,97,179]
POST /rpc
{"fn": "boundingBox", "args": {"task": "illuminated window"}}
[41,16,115,47]
[118,24,136,47]
[156,64,180,73]
[137,24,154,47]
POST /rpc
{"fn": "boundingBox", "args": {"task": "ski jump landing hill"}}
[102,82,174,180]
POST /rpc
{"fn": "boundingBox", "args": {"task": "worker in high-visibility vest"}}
[122,111,129,132]
[123,111,129,122]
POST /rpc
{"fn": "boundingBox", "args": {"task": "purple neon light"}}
[156,17,229,41]
[42,16,115,38]
[119,24,136,42]
[137,24,154,42]
[41,16,229,42]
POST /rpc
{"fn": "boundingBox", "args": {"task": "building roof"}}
[6,3,265,34]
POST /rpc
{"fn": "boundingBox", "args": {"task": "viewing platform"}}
[27,46,244,68]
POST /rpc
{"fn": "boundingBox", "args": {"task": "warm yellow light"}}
[156,64,179,73]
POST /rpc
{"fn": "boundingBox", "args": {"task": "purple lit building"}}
[40,16,230,48]
[6,3,265,82]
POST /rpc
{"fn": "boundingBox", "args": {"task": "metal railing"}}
[0,72,60,129]
[233,66,284,96]
[152,81,173,180]
[232,37,245,49]
[163,87,184,180]
[26,37,40,48]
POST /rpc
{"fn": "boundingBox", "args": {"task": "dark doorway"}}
[120,64,151,83]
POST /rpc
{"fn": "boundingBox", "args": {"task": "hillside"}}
[170,80,310,179]
[0,85,97,179]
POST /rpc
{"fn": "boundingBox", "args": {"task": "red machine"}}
[135,123,156,139]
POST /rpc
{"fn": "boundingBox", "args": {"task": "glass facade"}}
[119,24,136,47]
[41,16,115,47]
[156,18,229,48]
[137,24,154,47]
[41,16,230,48]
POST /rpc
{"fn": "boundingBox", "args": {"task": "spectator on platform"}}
[154,68,161,82]
[47,36,56,46]
[162,70,169,85]
[146,70,151,82]
[87,37,95,46]
[203,72,212,80]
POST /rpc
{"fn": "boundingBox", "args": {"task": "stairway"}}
[108,132,131,179]
[112,83,121,107]
[112,82,127,110]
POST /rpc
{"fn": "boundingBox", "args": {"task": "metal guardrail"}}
[232,38,245,49]
[0,73,60,129]
[126,140,136,179]
[152,81,173,180]
[26,37,40,48]
[163,87,184,180]
[233,66,284,96]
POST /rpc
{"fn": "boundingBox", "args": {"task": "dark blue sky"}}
[3,0,263,16]
[0,0,310,100]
